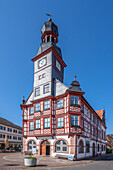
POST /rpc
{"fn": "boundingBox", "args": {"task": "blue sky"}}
[0,0,113,134]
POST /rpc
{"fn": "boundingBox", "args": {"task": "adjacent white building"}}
[0,117,22,149]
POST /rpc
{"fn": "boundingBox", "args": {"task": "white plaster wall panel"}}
[55,80,68,96]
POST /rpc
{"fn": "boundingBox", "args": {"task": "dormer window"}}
[43,84,49,94]
[35,87,40,96]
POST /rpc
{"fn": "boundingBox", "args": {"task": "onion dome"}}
[69,75,82,92]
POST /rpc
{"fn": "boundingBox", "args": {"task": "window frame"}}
[79,140,84,153]
[57,117,64,128]
[35,103,40,112]
[35,87,40,96]
[55,140,67,152]
[57,99,63,109]
[86,141,90,153]
[43,84,49,94]
[35,119,40,129]
[71,115,79,127]
[70,96,79,106]
[44,100,50,110]
[44,118,50,129]
[30,122,34,131]
[30,107,34,115]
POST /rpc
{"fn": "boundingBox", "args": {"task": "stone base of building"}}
[23,135,106,159]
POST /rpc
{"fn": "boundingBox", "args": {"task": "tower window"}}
[51,36,54,43]
[35,87,40,96]
[47,36,50,42]
[56,60,61,71]
[43,84,49,94]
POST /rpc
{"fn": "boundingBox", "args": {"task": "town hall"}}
[21,18,106,160]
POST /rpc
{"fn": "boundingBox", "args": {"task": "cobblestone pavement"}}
[0,152,112,170]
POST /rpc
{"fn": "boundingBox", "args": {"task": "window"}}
[44,118,50,128]
[102,145,103,151]
[35,103,40,111]
[70,96,79,106]
[18,137,21,140]
[44,100,50,110]
[30,122,34,131]
[28,140,36,150]
[81,119,84,129]
[71,115,79,126]
[98,144,99,152]
[47,36,50,42]
[35,87,40,96]
[43,84,49,93]
[13,136,17,140]
[57,117,63,128]
[56,140,67,152]
[18,131,22,134]
[56,60,61,71]
[86,141,90,153]
[7,128,12,132]
[52,36,54,43]
[57,99,63,109]
[30,107,34,115]
[3,127,5,130]
[79,140,84,153]
[0,134,2,138]
[0,126,5,130]
[35,119,40,129]
[39,75,41,80]
[3,135,5,138]
[42,73,45,78]
[13,129,17,133]
[81,103,84,112]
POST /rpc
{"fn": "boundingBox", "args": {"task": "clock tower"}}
[31,18,67,100]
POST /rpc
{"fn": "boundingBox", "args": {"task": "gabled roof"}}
[0,117,22,130]
[95,109,105,119]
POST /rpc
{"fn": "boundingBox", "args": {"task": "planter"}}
[24,157,37,167]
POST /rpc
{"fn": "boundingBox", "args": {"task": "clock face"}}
[38,57,47,68]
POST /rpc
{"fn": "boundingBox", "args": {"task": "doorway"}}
[41,140,50,156]
[92,143,95,156]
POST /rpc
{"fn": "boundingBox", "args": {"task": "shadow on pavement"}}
[4,164,20,166]
[79,154,113,162]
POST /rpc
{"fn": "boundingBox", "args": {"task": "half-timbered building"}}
[20,18,106,159]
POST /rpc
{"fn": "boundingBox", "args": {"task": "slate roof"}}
[0,117,22,130]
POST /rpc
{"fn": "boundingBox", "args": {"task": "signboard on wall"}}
[68,154,75,161]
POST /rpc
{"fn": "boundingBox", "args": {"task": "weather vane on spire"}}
[46,13,52,21]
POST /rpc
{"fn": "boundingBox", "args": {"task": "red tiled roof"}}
[95,109,104,119]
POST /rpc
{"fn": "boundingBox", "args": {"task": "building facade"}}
[0,117,22,149]
[21,18,106,159]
